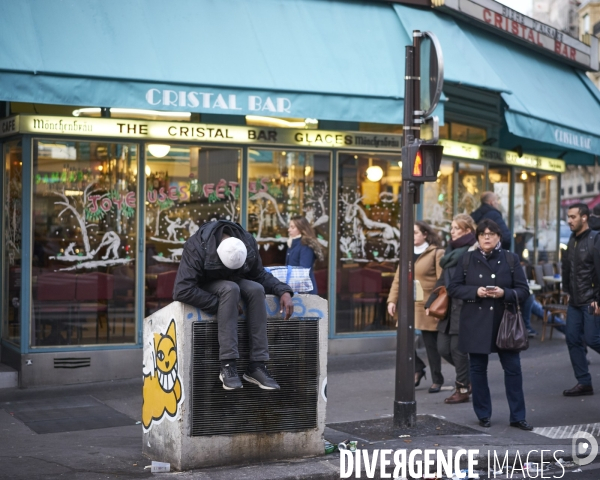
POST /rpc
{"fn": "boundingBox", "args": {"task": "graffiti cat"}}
[142,319,182,430]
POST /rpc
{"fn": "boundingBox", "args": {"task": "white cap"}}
[217,237,247,270]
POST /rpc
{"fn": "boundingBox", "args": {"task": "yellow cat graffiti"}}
[142,319,182,430]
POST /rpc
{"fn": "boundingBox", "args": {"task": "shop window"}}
[247,149,331,297]
[336,153,401,334]
[2,141,22,345]
[537,175,559,262]
[457,162,485,214]
[32,140,138,347]
[144,145,241,316]
[514,171,535,261]
[422,160,454,242]
[488,166,511,220]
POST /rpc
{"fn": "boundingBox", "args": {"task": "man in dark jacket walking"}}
[471,192,511,250]
[562,203,600,396]
[588,204,600,231]
[173,220,294,391]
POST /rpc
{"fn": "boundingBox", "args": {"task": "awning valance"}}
[395,4,600,163]
[0,0,420,124]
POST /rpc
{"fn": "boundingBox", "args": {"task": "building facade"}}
[1,0,599,386]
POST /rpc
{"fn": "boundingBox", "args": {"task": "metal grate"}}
[54,357,91,369]
[191,318,319,436]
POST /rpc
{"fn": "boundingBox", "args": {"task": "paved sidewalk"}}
[0,334,599,479]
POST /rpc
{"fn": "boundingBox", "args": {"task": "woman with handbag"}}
[388,221,444,392]
[448,219,532,430]
[286,216,324,294]
[424,214,477,404]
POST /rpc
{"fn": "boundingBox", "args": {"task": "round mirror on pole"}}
[419,31,444,119]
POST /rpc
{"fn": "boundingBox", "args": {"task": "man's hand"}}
[280,292,294,320]
[593,301,600,316]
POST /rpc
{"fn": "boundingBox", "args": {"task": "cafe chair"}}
[35,272,77,345]
[74,272,115,343]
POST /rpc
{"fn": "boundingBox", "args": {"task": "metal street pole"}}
[394,31,422,429]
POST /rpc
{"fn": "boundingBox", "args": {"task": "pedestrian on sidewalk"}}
[173,220,294,391]
[562,203,600,397]
[286,215,324,295]
[388,221,444,393]
[470,192,511,250]
[425,214,477,404]
[448,219,533,430]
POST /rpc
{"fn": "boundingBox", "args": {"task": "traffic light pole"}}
[394,32,422,429]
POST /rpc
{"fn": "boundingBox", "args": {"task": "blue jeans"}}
[469,351,526,423]
[566,305,600,385]
[522,295,566,333]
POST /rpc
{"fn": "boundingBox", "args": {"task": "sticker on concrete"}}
[142,319,184,431]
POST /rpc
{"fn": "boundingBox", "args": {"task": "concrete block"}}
[0,363,18,389]
[142,294,328,471]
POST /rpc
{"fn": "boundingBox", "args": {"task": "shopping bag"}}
[265,266,313,293]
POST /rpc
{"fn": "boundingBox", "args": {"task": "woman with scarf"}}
[448,219,532,430]
[388,221,444,393]
[286,216,324,294]
[425,214,477,404]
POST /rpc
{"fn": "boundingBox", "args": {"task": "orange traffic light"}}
[402,143,444,182]
[413,151,423,177]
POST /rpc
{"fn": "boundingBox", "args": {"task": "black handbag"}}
[496,301,529,351]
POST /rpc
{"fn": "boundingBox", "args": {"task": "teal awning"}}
[0,0,420,124]
[395,4,600,163]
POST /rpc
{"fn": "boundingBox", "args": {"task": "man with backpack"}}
[173,220,294,391]
[562,203,600,396]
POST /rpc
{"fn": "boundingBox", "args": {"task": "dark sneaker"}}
[527,328,538,338]
[219,363,242,390]
[243,364,280,390]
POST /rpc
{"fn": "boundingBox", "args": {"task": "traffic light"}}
[401,143,444,182]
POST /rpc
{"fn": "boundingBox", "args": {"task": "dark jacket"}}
[471,203,511,250]
[448,248,530,354]
[172,220,293,313]
[285,237,317,294]
[562,228,600,306]
[588,215,600,231]
[425,244,475,335]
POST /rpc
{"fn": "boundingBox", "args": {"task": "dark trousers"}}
[415,330,444,385]
[469,351,526,423]
[202,279,268,362]
[438,332,470,387]
[566,305,600,386]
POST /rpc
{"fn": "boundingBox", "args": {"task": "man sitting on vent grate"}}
[173,219,294,391]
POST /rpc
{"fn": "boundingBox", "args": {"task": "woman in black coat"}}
[424,214,477,404]
[448,219,532,430]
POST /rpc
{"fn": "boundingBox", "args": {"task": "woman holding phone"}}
[448,219,532,430]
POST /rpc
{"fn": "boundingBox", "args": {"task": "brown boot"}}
[444,384,470,404]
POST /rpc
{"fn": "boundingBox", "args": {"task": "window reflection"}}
[336,153,401,333]
[514,170,536,261]
[537,174,559,262]
[458,162,484,214]
[247,149,330,283]
[3,141,22,345]
[423,160,454,243]
[144,145,241,316]
[32,140,138,346]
